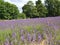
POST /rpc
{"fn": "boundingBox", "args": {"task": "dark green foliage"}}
[0,0,4,2]
[0,1,19,19]
[45,0,60,17]
[36,0,48,17]
[56,1,60,16]
[22,1,39,18]
[18,13,26,19]
[0,0,60,19]
[22,0,48,18]
[22,0,60,18]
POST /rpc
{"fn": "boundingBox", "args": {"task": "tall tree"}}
[0,1,20,19]
[45,0,60,17]
[36,0,48,17]
[22,1,39,18]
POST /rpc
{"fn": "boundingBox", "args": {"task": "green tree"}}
[0,1,20,19]
[36,0,48,17]
[18,13,26,19]
[55,1,60,16]
[22,1,39,18]
[0,0,4,2]
[45,0,60,17]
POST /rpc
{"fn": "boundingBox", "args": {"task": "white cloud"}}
[4,0,44,12]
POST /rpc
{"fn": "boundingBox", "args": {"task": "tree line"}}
[0,0,60,19]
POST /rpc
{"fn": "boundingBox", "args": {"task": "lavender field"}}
[0,16,60,45]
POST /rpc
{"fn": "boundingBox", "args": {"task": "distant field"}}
[0,16,60,30]
[0,16,60,45]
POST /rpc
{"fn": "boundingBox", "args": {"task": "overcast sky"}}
[4,0,44,12]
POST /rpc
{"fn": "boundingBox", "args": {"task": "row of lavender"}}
[0,28,60,45]
[0,16,60,45]
[0,25,45,45]
[0,16,60,30]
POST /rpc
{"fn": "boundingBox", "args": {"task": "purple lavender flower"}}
[4,38,9,45]
[10,41,13,45]
[20,30,24,35]
[32,33,36,42]
[38,33,42,42]
[21,35,25,42]
[0,16,60,44]
[27,33,32,42]
[12,32,16,38]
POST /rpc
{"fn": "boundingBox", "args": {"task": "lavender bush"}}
[0,16,60,45]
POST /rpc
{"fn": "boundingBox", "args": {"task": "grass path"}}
[29,39,47,45]
[40,39,47,45]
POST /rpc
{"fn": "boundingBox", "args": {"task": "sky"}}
[4,0,44,12]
